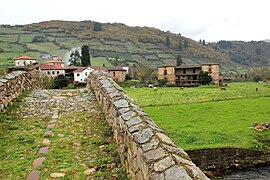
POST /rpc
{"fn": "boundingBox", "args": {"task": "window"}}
[113,72,116,77]
[85,72,88,76]
[52,71,55,75]
[47,71,50,75]
[209,68,212,72]
[193,69,196,73]
[164,70,167,75]
[77,73,80,76]
[57,71,59,74]
[183,69,186,74]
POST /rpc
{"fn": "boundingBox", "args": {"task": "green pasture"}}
[125,82,270,150]
[91,57,113,66]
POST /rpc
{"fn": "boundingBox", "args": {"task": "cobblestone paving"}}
[5,88,126,180]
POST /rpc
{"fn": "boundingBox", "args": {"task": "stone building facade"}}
[158,63,221,85]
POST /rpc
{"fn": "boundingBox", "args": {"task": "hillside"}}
[0,20,245,70]
[210,40,270,67]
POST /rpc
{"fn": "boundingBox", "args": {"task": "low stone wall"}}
[0,71,42,111]
[187,148,270,176]
[87,70,209,180]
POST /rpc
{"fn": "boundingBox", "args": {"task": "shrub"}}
[53,74,70,89]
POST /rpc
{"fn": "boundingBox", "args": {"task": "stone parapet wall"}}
[0,71,42,111]
[87,70,209,180]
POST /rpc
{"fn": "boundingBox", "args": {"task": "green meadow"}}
[125,82,270,150]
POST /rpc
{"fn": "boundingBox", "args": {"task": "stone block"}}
[126,116,142,127]
[121,111,136,121]
[142,138,160,152]
[113,99,129,109]
[156,132,175,146]
[154,156,175,172]
[143,147,167,161]
[133,128,154,144]
[164,166,192,180]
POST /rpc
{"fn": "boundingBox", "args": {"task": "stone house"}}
[158,63,221,85]
[91,66,127,82]
[106,67,127,82]
[15,56,37,67]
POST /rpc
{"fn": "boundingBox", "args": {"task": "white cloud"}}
[1,0,270,41]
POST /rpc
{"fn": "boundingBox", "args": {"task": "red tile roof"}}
[39,64,64,70]
[15,56,36,60]
[73,67,88,73]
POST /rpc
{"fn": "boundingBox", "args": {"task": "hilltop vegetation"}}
[0,20,240,70]
[210,40,270,67]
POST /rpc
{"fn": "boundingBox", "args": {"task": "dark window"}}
[47,71,50,75]
[113,72,116,77]
[164,70,167,75]
[52,71,55,75]
[85,72,88,76]
[183,69,186,74]
[77,73,80,76]
[57,71,59,74]
[209,68,212,72]
[193,69,195,73]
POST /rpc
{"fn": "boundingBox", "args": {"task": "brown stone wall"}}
[107,70,126,82]
[158,67,175,84]
[187,148,270,176]
[87,70,209,180]
[0,71,42,111]
[201,64,220,84]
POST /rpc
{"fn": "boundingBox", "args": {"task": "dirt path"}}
[0,89,126,179]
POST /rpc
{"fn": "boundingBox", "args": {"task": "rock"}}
[58,134,65,138]
[38,147,49,154]
[143,147,167,161]
[84,168,96,175]
[156,132,175,146]
[133,128,154,144]
[126,117,142,127]
[27,170,40,180]
[32,157,46,168]
[44,130,53,137]
[154,156,175,172]
[164,166,192,180]
[50,173,65,178]
[42,138,51,145]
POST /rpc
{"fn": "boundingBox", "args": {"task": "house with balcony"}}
[158,63,221,85]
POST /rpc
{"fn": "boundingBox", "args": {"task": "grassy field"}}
[91,57,113,66]
[125,82,270,150]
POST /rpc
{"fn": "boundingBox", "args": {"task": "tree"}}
[69,49,81,66]
[81,45,91,66]
[165,36,171,47]
[202,39,206,45]
[184,39,189,48]
[176,55,182,66]
[199,71,212,85]
[93,22,102,31]
[53,74,70,89]
[178,39,182,51]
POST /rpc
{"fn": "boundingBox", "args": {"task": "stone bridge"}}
[0,71,209,180]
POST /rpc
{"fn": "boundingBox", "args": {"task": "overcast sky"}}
[1,0,269,42]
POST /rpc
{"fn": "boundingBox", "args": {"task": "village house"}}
[106,67,127,82]
[91,66,127,82]
[15,56,37,67]
[73,67,93,83]
[38,60,65,77]
[158,63,221,85]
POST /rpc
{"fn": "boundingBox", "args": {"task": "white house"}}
[15,56,37,66]
[38,60,65,77]
[74,67,93,82]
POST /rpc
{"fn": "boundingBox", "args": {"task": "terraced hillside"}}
[0,20,241,70]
